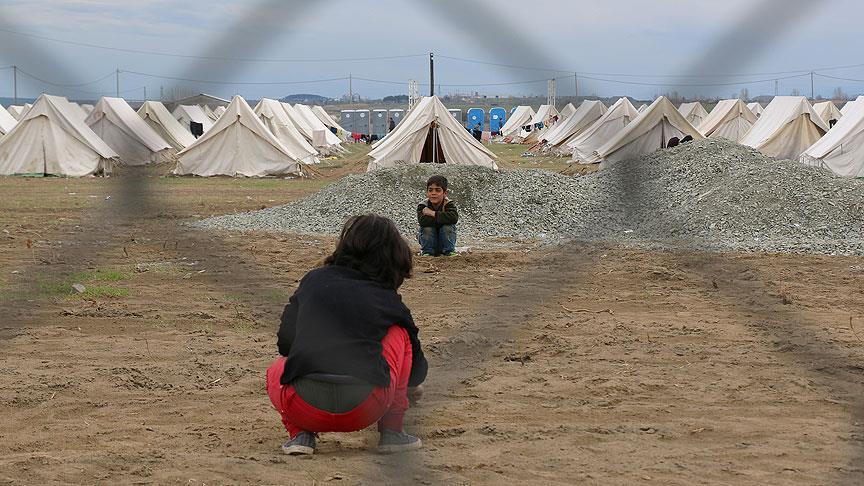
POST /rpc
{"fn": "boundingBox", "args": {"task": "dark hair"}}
[681,135,694,143]
[324,214,413,289]
[667,137,680,148]
[426,175,448,191]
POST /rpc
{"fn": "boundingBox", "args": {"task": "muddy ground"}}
[1,145,863,485]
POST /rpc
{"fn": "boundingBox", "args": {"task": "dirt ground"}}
[1,145,864,485]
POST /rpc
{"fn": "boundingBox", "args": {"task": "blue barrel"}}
[467,108,485,131]
[490,107,506,133]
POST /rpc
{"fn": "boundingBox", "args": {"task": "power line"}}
[0,27,426,64]
[122,70,350,85]
[438,54,864,79]
[815,73,864,83]
[16,68,115,88]
[576,72,810,88]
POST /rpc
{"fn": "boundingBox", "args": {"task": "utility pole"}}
[160,85,164,101]
[348,73,353,104]
[143,86,147,101]
[116,68,120,98]
[810,71,815,99]
[774,79,779,96]
[574,73,579,100]
[12,65,17,105]
[429,52,435,97]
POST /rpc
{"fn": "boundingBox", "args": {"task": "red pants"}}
[266,326,413,439]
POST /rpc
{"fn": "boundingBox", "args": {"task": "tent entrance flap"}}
[420,124,446,164]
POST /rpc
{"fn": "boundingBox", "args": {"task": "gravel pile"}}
[194,139,864,255]
[195,165,586,241]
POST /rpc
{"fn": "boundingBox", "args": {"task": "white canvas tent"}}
[747,102,764,117]
[66,101,89,122]
[173,105,214,134]
[841,102,854,116]
[698,99,758,142]
[740,96,828,160]
[137,101,197,151]
[86,97,172,166]
[500,106,535,138]
[367,96,498,171]
[637,104,648,113]
[591,96,705,168]
[0,94,117,176]
[280,102,315,141]
[520,104,561,144]
[294,104,343,148]
[559,103,577,120]
[800,96,864,177]
[202,105,218,121]
[175,96,304,177]
[0,105,17,136]
[542,100,607,148]
[679,102,709,127]
[213,106,226,118]
[569,97,639,163]
[311,105,348,134]
[8,105,26,120]
[813,101,842,126]
[253,98,320,164]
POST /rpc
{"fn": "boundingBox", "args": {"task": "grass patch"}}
[26,267,132,300]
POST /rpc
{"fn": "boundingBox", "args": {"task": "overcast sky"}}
[1,0,862,102]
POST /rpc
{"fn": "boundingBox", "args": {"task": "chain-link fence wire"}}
[5,0,862,482]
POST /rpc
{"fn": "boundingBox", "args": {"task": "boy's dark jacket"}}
[417,198,458,228]
[277,265,428,388]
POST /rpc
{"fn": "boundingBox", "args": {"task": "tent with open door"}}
[590,96,704,168]
[569,97,639,163]
[173,105,213,136]
[253,98,320,164]
[747,102,764,117]
[800,96,864,177]
[698,99,758,142]
[137,101,196,151]
[366,96,498,171]
[740,96,828,160]
[86,97,172,165]
[679,102,709,127]
[499,106,535,138]
[542,100,607,149]
[0,94,118,176]
[812,101,842,127]
[175,96,306,177]
[0,104,17,136]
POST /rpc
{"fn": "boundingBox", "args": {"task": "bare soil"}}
[1,145,863,485]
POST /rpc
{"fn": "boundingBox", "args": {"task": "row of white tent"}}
[496,96,860,176]
[0,95,348,177]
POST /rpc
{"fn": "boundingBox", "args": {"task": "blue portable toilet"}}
[490,107,506,134]
[466,108,485,131]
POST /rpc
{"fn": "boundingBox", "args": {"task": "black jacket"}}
[277,265,428,388]
[417,199,459,228]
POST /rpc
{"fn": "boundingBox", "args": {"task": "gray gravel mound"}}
[194,139,864,255]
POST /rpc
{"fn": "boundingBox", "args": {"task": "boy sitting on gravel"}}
[417,175,458,257]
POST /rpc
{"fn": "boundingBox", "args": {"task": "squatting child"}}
[266,214,428,455]
[417,175,458,256]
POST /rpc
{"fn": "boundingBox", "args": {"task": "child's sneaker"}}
[282,431,316,455]
[443,251,458,257]
[377,430,423,454]
[418,252,433,257]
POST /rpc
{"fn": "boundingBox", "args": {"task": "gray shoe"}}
[282,432,316,455]
[377,430,422,454]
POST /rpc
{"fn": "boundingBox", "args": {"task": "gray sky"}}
[1,0,862,101]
